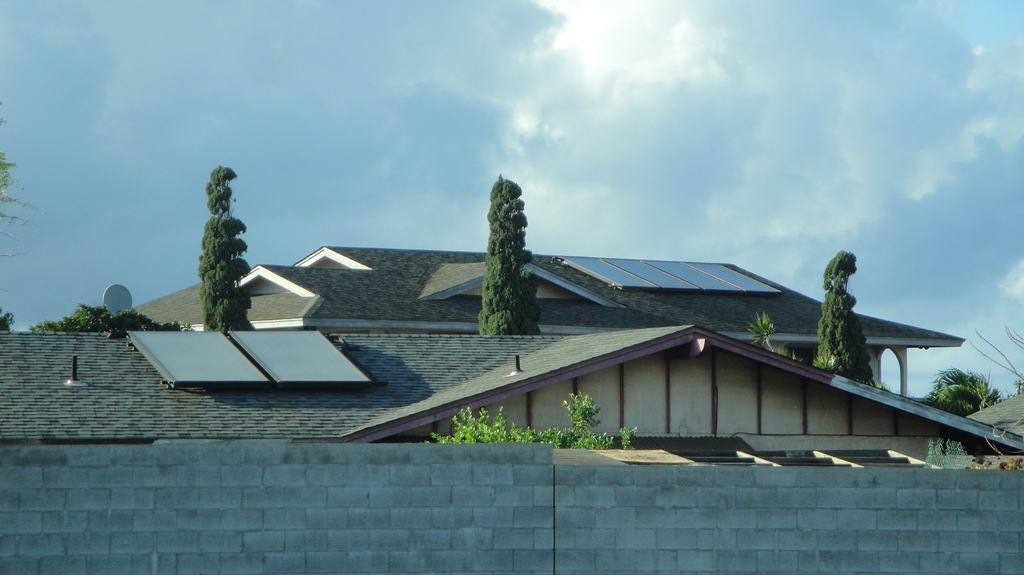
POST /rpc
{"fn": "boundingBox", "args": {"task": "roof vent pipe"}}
[507,354,522,377]
[64,355,88,387]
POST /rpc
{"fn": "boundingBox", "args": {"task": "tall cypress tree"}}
[478,175,540,335]
[198,166,252,331]
[817,250,873,383]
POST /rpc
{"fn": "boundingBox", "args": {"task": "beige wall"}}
[425,347,945,453]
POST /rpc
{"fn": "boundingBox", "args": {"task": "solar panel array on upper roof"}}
[560,256,780,294]
[129,331,375,389]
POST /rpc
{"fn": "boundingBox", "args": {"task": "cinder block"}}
[347,507,389,529]
[898,530,939,552]
[347,550,389,572]
[85,466,133,488]
[715,508,757,529]
[86,554,134,575]
[242,529,285,552]
[594,507,635,528]
[285,530,326,552]
[326,486,370,507]
[554,465,595,486]
[452,526,493,550]
[494,527,534,549]
[875,509,916,530]
[43,467,83,488]
[616,486,658,506]
[410,485,454,507]
[306,507,347,529]
[756,549,798,572]
[556,549,595,570]
[131,466,176,488]
[306,464,348,486]
[696,487,731,508]
[220,508,262,531]
[655,527,697,550]
[676,549,713,571]
[0,558,39,574]
[0,511,42,534]
[66,532,109,555]
[493,485,536,507]
[515,464,553,485]
[919,551,959,573]
[263,465,307,486]
[717,549,758,571]
[327,528,369,551]
[40,511,87,533]
[615,527,656,550]
[473,506,514,528]
[655,484,697,507]
[408,528,452,549]
[896,487,936,509]
[175,465,221,487]
[63,446,112,467]
[368,486,411,507]
[218,552,263,574]
[534,485,553,507]
[175,553,220,575]
[555,507,594,529]
[958,509,999,531]
[1000,551,1024,573]
[110,532,153,554]
[264,508,306,530]
[131,509,177,531]
[109,488,155,510]
[815,529,856,551]
[857,530,897,551]
[156,531,199,553]
[237,441,290,465]
[430,507,474,528]
[574,485,615,507]
[18,533,64,555]
[713,466,757,487]
[796,508,836,530]
[153,487,198,509]
[39,555,86,575]
[977,531,1017,553]
[776,529,817,550]
[87,509,133,531]
[347,464,389,486]
[775,487,817,508]
[817,487,861,508]
[513,507,552,528]
[430,463,474,486]
[756,508,796,529]
[306,551,348,573]
[19,489,66,511]
[837,508,876,530]
[513,549,552,571]
[957,552,999,574]
[0,467,43,489]
[735,527,776,550]
[197,531,242,553]
[264,552,306,574]
[993,509,1024,531]
[175,509,222,531]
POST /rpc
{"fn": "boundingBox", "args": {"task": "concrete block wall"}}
[555,464,1024,575]
[2,442,1022,574]
[0,442,554,575]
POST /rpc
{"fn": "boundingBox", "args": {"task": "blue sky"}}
[2,1,1023,396]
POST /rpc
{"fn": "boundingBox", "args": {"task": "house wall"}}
[1,442,1021,575]
[475,348,941,458]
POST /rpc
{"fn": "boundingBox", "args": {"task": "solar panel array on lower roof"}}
[559,256,780,294]
[128,331,373,389]
[230,331,371,384]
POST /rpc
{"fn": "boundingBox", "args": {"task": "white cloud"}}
[1000,259,1024,303]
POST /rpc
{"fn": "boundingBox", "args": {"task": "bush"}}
[432,392,636,449]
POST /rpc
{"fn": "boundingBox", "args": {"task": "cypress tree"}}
[478,175,540,335]
[816,250,873,383]
[198,166,252,331]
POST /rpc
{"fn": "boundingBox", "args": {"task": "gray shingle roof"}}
[969,394,1024,435]
[136,246,962,344]
[0,332,558,441]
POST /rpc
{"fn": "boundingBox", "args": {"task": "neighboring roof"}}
[0,326,1015,450]
[0,332,558,441]
[969,394,1024,435]
[136,285,315,327]
[137,246,963,347]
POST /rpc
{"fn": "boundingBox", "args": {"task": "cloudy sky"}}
[2,1,1024,395]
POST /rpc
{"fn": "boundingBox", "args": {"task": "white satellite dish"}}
[102,284,133,315]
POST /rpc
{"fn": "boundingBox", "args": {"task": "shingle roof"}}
[0,332,558,441]
[136,246,962,345]
[969,394,1024,435]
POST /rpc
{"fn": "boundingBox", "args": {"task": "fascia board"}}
[239,266,317,298]
[295,247,371,270]
[297,318,619,335]
[829,375,1024,452]
[721,332,965,349]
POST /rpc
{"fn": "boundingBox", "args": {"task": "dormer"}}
[295,247,372,270]
[418,262,623,307]
[239,266,317,297]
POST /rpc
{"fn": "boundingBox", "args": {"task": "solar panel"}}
[129,332,268,387]
[647,261,742,292]
[561,256,657,288]
[229,331,372,385]
[686,263,781,293]
[602,259,699,290]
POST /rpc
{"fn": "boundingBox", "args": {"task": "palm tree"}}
[923,368,1001,416]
